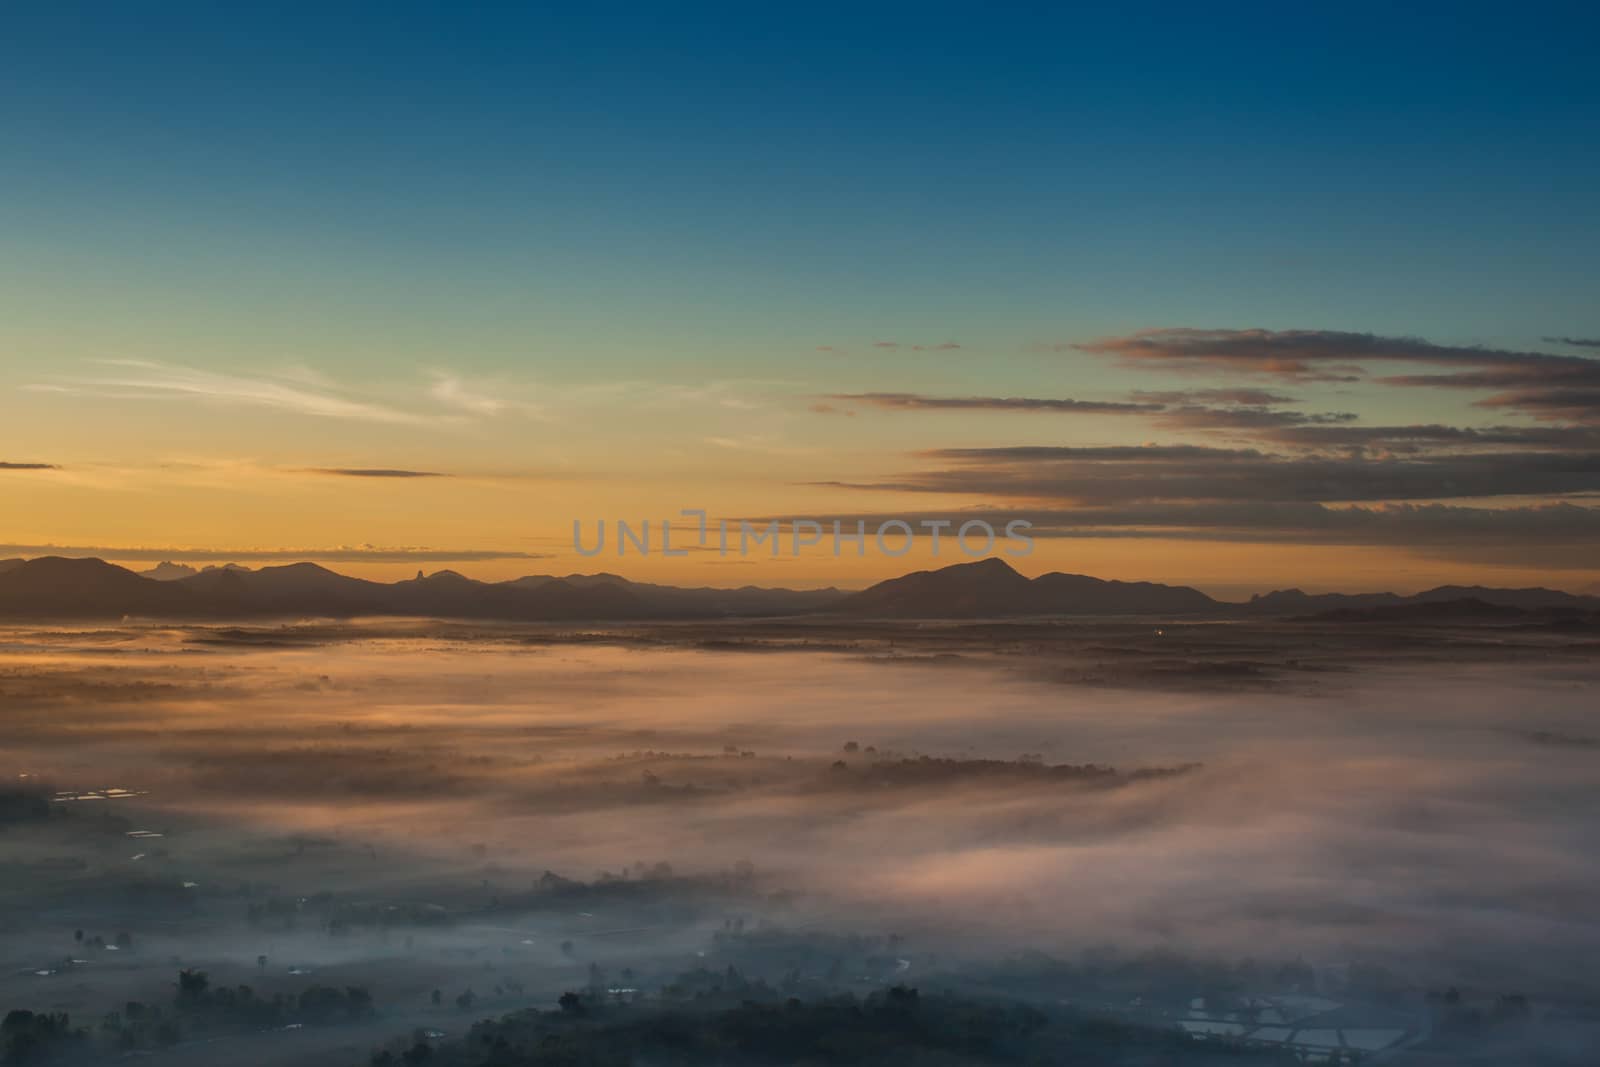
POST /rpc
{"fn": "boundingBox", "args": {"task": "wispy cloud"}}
[298,468,449,478]
[702,434,816,455]
[822,392,1161,414]
[860,341,961,351]
[29,359,442,424]
[1075,327,1600,423]
[818,443,1600,506]
[1076,327,1600,386]
[429,373,510,415]
[1471,387,1600,423]
[1155,405,1358,431]
[0,544,548,563]
[25,362,804,432]
[0,462,59,470]
[427,372,550,418]
[1543,336,1600,349]
[816,390,1353,431]
[743,501,1600,564]
[1129,388,1300,406]
[1267,423,1600,453]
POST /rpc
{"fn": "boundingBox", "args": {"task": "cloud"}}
[1130,388,1300,406]
[30,359,443,424]
[0,544,549,563]
[810,369,1589,451]
[813,390,1353,430]
[1155,405,1359,430]
[822,392,1163,414]
[922,444,1265,462]
[747,501,1600,561]
[1543,336,1600,349]
[299,468,450,478]
[1266,423,1600,453]
[873,341,901,349]
[823,444,1600,505]
[429,373,510,416]
[426,372,552,419]
[1037,500,1600,549]
[1474,388,1600,424]
[703,435,815,455]
[0,462,59,470]
[1075,327,1600,426]
[1075,327,1600,389]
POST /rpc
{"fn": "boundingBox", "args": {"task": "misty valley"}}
[3,614,1597,1065]
[7,3,1599,1063]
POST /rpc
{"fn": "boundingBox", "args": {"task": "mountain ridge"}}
[0,555,1595,621]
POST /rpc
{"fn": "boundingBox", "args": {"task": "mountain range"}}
[0,555,1595,621]
[0,557,842,621]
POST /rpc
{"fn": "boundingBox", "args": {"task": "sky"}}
[2,2,1598,595]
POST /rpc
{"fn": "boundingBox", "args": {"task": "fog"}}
[3,619,1598,1063]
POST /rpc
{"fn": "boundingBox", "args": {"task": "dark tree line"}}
[370,979,1295,1066]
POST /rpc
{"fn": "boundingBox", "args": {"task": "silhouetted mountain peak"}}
[0,557,191,617]
[1250,587,1310,603]
[140,561,198,581]
[839,558,1030,618]
[839,559,1216,618]
[20,556,125,578]
[955,556,1021,575]
[412,569,475,585]
[894,556,1028,586]
[262,561,340,578]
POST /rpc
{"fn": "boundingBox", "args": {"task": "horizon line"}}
[5,553,1597,604]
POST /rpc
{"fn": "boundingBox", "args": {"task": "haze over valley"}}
[4,596,1599,1064]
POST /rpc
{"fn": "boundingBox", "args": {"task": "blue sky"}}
[4,2,1596,379]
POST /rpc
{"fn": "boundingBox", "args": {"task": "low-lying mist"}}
[4,618,1598,1063]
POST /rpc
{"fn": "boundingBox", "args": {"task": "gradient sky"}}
[2,3,1598,595]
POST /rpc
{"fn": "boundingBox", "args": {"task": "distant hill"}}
[1031,571,1218,614]
[0,557,194,617]
[834,558,1218,618]
[139,561,200,581]
[0,557,842,621]
[1,555,1597,622]
[507,573,844,616]
[836,558,1036,617]
[1409,584,1600,610]
[1243,588,1403,614]
[179,562,396,615]
[1248,584,1600,616]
